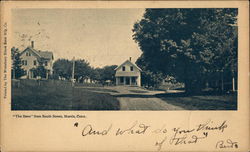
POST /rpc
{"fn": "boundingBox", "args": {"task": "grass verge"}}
[12,80,120,110]
[156,93,237,110]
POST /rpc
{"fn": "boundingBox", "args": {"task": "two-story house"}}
[115,58,141,86]
[20,41,54,79]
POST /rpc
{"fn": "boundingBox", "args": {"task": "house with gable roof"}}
[20,41,54,79]
[115,57,141,86]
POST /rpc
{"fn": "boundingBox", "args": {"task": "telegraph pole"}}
[71,57,75,87]
[70,57,75,110]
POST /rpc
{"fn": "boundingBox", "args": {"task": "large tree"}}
[74,59,92,82]
[136,55,164,87]
[11,47,25,79]
[53,58,93,82]
[99,65,118,83]
[53,59,72,80]
[133,8,237,93]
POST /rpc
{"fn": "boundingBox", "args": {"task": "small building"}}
[20,41,54,79]
[115,58,141,86]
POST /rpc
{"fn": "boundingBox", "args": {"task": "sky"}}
[12,9,145,68]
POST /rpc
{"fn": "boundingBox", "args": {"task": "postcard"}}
[0,1,249,152]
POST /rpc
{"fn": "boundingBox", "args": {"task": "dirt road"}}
[109,86,184,110]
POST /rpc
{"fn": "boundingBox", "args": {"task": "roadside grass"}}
[11,80,120,110]
[156,93,237,110]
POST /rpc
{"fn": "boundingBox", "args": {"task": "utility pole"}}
[71,57,75,87]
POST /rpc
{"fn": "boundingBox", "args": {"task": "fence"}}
[12,79,73,88]
[11,79,105,89]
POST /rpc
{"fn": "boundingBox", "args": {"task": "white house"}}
[20,41,54,79]
[115,58,141,86]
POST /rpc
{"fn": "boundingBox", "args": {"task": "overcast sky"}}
[12,9,145,68]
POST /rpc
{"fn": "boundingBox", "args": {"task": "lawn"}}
[11,80,120,110]
[156,92,237,110]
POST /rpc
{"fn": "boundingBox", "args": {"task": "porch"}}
[116,76,138,86]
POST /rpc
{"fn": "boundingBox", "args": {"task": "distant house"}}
[20,41,54,79]
[115,58,141,86]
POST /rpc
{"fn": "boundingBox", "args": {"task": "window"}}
[122,66,125,71]
[26,52,31,56]
[132,77,136,83]
[120,77,124,83]
[44,61,48,66]
[22,60,27,65]
[33,60,37,66]
[130,66,133,71]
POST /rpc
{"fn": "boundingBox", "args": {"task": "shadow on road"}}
[113,94,156,98]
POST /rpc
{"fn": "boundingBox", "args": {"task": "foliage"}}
[31,65,47,78]
[74,59,92,82]
[53,58,117,83]
[100,65,118,82]
[53,59,72,80]
[11,47,25,79]
[136,55,164,87]
[133,8,238,93]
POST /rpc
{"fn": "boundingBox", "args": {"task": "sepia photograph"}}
[11,8,238,111]
[1,1,249,152]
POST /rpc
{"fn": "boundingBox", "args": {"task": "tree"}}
[31,65,47,78]
[101,65,118,82]
[89,68,101,82]
[52,58,93,82]
[136,55,164,87]
[74,59,92,82]
[53,59,72,80]
[11,47,25,79]
[133,8,238,93]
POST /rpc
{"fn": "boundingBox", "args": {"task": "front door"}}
[125,77,130,85]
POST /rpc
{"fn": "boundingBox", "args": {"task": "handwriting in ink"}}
[82,124,112,136]
[169,132,208,146]
[196,120,227,133]
[155,136,167,151]
[115,121,150,136]
[216,139,238,149]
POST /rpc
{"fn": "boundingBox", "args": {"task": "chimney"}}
[129,57,131,61]
[31,41,34,48]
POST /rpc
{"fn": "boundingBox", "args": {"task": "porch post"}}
[116,77,118,85]
[123,77,126,85]
[28,70,31,79]
[46,71,49,79]
[129,77,132,86]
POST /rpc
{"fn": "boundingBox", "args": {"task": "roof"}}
[114,59,142,71]
[115,71,140,77]
[20,47,54,60]
[35,50,53,60]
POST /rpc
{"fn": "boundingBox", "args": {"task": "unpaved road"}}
[108,86,184,110]
[75,86,184,110]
